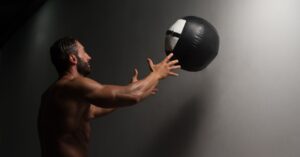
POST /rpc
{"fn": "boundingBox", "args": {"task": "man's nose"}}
[86,54,91,60]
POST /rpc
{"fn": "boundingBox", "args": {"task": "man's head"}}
[50,37,92,76]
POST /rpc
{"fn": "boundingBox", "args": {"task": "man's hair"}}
[50,36,79,74]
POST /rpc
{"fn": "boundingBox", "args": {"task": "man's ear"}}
[69,54,78,65]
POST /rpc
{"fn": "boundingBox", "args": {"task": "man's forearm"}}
[127,72,160,100]
[97,72,160,108]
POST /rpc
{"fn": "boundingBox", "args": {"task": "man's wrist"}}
[150,71,161,80]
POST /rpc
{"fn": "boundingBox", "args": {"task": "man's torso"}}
[38,77,92,157]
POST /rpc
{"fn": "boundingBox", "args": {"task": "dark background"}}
[1,0,300,157]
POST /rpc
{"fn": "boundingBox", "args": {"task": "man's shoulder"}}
[70,76,100,86]
[60,76,103,93]
[54,76,88,87]
[41,78,76,96]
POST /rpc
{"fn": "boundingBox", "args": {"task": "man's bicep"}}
[76,77,117,107]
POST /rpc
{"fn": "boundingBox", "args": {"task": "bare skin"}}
[38,41,180,157]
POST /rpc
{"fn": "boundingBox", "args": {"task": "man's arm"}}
[75,53,180,108]
[88,66,155,119]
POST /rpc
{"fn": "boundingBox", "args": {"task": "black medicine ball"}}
[165,16,220,71]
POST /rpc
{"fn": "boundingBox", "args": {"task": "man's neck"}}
[59,66,81,79]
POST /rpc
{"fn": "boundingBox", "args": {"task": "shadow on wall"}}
[138,97,209,157]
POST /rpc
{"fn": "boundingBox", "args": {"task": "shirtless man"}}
[37,37,181,157]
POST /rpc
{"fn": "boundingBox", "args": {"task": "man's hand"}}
[131,68,158,95]
[147,53,181,79]
[89,104,116,119]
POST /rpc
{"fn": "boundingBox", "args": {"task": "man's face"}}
[75,41,92,76]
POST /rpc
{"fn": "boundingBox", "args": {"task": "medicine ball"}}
[165,16,219,71]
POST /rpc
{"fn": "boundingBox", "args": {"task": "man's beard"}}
[76,56,91,76]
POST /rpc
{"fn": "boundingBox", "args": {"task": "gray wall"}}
[1,0,300,157]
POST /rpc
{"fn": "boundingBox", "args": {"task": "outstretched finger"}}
[169,71,179,76]
[163,53,174,62]
[151,88,158,94]
[168,59,179,66]
[169,65,181,70]
[134,68,138,74]
[147,58,154,69]
[152,88,158,92]
[131,68,139,82]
